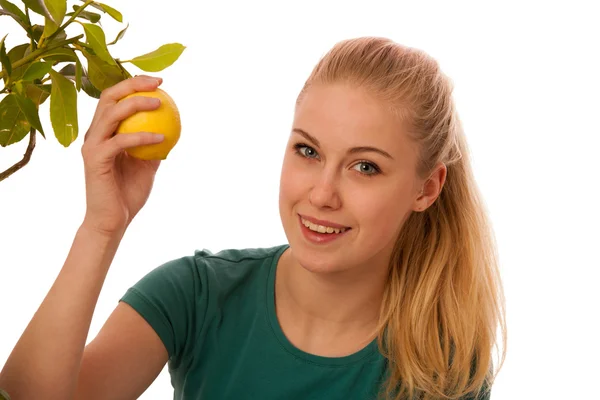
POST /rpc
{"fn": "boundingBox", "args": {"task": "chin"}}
[289,244,353,275]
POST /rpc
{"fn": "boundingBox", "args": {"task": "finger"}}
[93,96,162,141]
[134,74,157,80]
[99,75,163,104]
[103,132,165,160]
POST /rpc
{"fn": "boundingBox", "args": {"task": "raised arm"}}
[0,76,170,400]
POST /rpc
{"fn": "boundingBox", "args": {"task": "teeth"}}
[301,218,346,234]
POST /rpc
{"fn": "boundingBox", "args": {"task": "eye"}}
[352,161,381,176]
[294,143,320,159]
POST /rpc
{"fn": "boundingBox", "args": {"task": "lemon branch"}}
[0,35,84,80]
[0,2,186,182]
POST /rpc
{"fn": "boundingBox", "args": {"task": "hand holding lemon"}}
[80,75,180,235]
[116,87,181,160]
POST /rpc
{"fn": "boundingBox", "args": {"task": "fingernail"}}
[151,98,161,106]
[155,77,162,85]
[152,134,165,142]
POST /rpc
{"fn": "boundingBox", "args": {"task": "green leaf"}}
[57,62,74,75]
[80,23,115,66]
[45,0,66,23]
[47,29,67,45]
[49,69,78,146]
[23,83,49,137]
[88,1,121,22]
[125,43,186,72]
[0,0,29,29]
[28,24,66,44]
[80,71,101,98]
[8,43,31,59]
[75,41,94,53]
[21,0,52,21]
[8,42,29,59]
[0,93,31,147]
[13,79,23,94]
[58,62,97,97]
[66,8,100,23]
[67,55,95,96]
[29,24,44,42]
[40,47,77,63]
[0,34,11,78]
[24,82,51,108]
[42,0,67,37]
[81,48,124,91]
[107,22,128,45]
[43,17,59,38]
[14,92,44,134]
[6,43,29,81]
[0,0,27,20]
[97,2,121,22]
[22,60,52,81]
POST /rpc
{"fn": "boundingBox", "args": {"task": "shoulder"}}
[123,244,287,302]
[193,244,287,293]
[140,245,287,279]
[194,245,288,269]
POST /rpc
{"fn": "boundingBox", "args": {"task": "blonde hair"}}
[298,37,507,400]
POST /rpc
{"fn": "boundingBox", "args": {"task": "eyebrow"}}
[292,128,394,160]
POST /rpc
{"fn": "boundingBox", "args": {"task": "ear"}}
[412,162,447,212]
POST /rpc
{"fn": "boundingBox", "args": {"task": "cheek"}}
[279,154,309,205]
[348,184,412,234]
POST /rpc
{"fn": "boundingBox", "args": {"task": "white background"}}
[1,1,599,399]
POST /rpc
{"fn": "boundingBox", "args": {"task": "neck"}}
[277,247,388,332]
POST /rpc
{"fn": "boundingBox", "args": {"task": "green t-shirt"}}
[120,245,489,400]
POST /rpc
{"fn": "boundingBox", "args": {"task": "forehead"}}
[293,84,418,163]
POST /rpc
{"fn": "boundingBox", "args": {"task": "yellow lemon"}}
[116,88,181,160]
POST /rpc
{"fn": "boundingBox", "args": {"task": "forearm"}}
[0,224,125,400]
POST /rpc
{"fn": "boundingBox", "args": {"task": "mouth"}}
[297,214,351,243]
[300,217,348,234]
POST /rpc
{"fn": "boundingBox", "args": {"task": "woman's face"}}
[279,83,425,274]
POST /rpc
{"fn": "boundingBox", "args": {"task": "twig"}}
[44,0,95,45]
[0,35,83,80]
[0,129,36,182]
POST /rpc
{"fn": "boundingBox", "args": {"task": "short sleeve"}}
[119,255,207,369]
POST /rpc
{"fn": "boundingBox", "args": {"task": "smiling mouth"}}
[299,217,350,234]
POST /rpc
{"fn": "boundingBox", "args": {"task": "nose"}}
[309,172,341,210]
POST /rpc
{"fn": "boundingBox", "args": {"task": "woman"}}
[0,37,506,400]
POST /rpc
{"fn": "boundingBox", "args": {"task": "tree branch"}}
[0,129,36,182]
[0,35,84,80]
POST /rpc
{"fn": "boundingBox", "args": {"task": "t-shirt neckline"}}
[266,245,379,367]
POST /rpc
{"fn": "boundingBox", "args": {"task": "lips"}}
[297,214,351,244]
[300,217,347,234]
[298,214,350,230]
